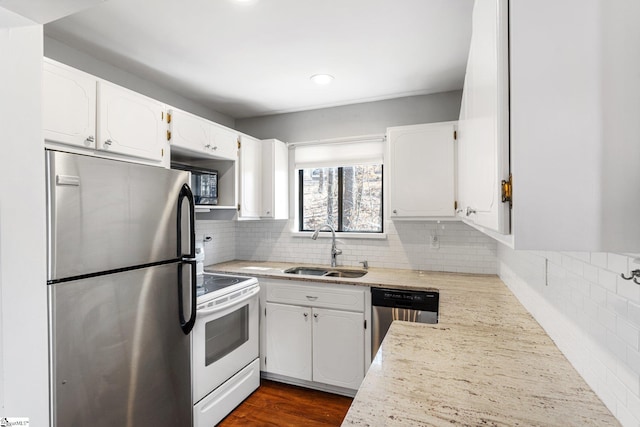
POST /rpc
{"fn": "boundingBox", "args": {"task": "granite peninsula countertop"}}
[206,260,619,426]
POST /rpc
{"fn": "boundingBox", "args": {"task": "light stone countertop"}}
[206,260,619,426]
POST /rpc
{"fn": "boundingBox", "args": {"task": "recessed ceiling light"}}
[310,74,334,85]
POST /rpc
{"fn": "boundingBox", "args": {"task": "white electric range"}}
[192,272,260,427]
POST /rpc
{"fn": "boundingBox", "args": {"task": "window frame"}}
[297,164,384,233]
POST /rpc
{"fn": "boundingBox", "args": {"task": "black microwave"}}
[172,164,218,205]
[190,169,218,205]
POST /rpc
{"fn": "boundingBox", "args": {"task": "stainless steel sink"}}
[283,266,367,278]
[283,267,328,276]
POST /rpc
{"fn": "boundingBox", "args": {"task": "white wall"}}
[0,15,49,425]
[43,36,235,128]
[235,91,463,142]
[498,246,640,427]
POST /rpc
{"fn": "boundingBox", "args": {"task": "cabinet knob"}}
[204,144,211,149]
[393,209,397,214]
[103,139,112,147]
[266,210,271,215]
[212,146,218,150]
[313,313,318,318]
[303,312,308,318]
[466,207,477,216]
[85,135,95,144]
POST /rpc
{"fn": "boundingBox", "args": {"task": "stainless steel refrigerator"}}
[46,150,196,427]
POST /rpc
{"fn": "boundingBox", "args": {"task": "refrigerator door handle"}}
[177,183,197,335]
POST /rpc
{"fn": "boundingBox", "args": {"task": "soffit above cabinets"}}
[43,0,474,119]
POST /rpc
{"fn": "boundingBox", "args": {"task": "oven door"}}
[192,284,259,404]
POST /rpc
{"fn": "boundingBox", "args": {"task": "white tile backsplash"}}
[497,245,640,427]
[234,220,497,274]
[197,219,497,274]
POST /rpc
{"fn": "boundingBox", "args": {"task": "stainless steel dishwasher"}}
[371,288,439,358]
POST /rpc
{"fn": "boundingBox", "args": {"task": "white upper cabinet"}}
[387,122,456,219]
[97,81,165,161]
[239,137,289,220]
[169,108,238,161]
[43,60,96,149]
[210,123,239,161]
[457,0,510,235]
[169,108,210,154]
[238,134,262,219]
[43,58,167,164]
[460,0,640,251]
[261,139,288,219]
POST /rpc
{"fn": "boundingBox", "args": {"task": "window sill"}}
[292,231,387,240]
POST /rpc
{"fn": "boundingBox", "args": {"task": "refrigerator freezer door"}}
[46,150,190,281]
[50,263,191,427]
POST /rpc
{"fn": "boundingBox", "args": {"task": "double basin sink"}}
[283,266,368,278]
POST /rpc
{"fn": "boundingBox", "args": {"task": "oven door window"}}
[205,304,249,366]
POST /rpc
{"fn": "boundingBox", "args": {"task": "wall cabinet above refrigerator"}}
[43,58,167,165]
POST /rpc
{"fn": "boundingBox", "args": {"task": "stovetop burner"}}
[196,273,256,300]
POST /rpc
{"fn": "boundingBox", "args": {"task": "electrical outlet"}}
[430,234,440,249]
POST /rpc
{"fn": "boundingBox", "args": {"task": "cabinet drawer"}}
[266,281,365,312]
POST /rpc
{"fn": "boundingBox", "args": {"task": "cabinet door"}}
[97,81,165,162]
[169,108,210,154]
[312,308,364,390]
[239,135,262,219]
[261,139,289,219]
[210,123,238,161]
[387,122,456,218]
[43,60,97,148]
[264,302,312,381]
[457,0,510,234]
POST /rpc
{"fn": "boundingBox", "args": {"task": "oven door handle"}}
[197,285,260,317]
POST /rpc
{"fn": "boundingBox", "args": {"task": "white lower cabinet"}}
[311,307,364,390]
[265,302,312,380]
[262,280,368,392]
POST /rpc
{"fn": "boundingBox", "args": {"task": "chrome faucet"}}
[311,224,342,267]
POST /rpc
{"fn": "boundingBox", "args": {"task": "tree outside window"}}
[299,164,382,233]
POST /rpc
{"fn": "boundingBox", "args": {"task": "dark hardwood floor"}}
[217,380,353,427]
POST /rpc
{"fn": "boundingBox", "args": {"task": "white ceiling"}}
[44,0,474,119]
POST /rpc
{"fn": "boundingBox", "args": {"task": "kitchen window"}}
[298,164,383,233]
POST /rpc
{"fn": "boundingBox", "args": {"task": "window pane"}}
[301,167,338,231]
[342,165,382,232]
[300,164,383,233]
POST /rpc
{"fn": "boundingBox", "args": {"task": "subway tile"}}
[631,303,640,329]
[617,360,640,397]
[616,402,639,427]
[618,276,640,304]
[609,254,630,275]
[598,307,617,332]
[606,367,629,402]
[591,252,609,269]
[617,317,640,351]
[600,270,620,292]
[626,389,640,423]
